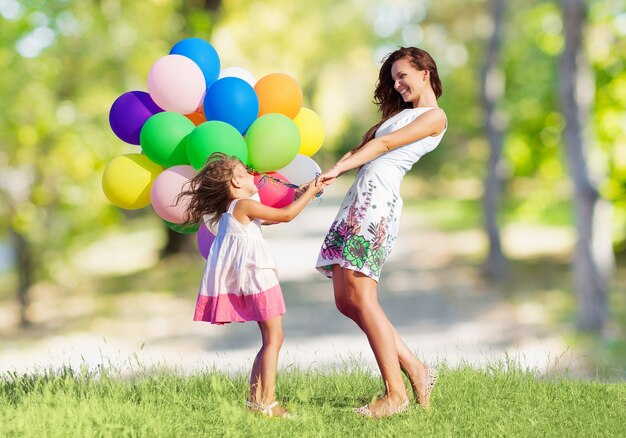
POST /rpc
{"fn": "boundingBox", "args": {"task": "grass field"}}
[2,363,624,437]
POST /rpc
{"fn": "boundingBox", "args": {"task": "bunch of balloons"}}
[102,38,325,259]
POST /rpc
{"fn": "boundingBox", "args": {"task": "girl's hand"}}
[306,177,325,196]
[293,183,308,201]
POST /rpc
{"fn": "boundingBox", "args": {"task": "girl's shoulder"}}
[231,197,261,211]
[231,197,263,226]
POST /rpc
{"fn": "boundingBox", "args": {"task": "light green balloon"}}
[186,121,248,170]
[139,112,195,167]
[245,114,300,172]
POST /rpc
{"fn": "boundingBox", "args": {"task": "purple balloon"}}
[197,222,216,259]
[109,91,163,145]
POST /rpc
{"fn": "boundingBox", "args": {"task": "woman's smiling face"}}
[391,57,427,105]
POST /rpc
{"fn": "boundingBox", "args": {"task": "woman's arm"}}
[234,179,324,224]
[320,108,446,182]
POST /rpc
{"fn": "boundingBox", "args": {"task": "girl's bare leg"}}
[249,315,287,416]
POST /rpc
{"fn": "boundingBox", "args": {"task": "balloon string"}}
[256,173,300,189]
[252,169,324,199]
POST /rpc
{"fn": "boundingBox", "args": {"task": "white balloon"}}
[277,154,322,186]
[218,66,257,87]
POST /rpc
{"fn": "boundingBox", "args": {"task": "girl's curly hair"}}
[178,152,243,229]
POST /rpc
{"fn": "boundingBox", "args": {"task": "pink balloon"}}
[197,222,216,259]
[254,172,295,208]
[150,165,196,223]
[147,55,206,114]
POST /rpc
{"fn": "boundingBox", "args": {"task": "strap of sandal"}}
[246,400,279,417]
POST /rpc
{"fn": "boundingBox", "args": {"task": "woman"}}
[316,47,447,418]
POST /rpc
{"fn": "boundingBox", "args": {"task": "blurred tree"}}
[559,0,613,331]
[0,0,191,325]
[1,0,624,331]
[481,0,508,279]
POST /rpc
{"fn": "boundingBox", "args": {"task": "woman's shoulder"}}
[406,107,447,131]
[382,107,444,131]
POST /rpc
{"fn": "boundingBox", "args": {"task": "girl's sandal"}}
[353,399,410,418]
[246,400,292,418]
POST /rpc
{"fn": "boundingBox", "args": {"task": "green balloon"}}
[164,220,200,234]
[140,112,195,167]
[246,114,300,172]
[187,121,248,170]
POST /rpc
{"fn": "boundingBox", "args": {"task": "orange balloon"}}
[185,106,206,126]
[254,73,303,119]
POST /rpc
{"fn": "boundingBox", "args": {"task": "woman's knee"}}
[345,292,367,312]
[344,271,377,309]
[335,295,353,316]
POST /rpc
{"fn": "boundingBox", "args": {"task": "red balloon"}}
[254,172,295,208]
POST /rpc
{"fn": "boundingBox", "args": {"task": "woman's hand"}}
[318,166,341,185]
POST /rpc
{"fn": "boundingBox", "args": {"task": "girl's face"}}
[232,163,258,195]
[390,57,428,105]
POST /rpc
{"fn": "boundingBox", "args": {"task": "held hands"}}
[317,166,341,186]
[293,177,325,201]
[307,177,325,196]
[293,163,341,201]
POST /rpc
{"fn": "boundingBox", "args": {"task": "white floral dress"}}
[316,107,446,282]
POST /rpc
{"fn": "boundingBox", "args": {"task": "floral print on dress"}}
[319,178,398,277]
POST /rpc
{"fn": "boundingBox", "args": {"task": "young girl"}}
[181,152,324,418]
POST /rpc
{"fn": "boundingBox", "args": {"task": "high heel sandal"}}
[353,398,410,418]
[418,366,439,408]
[245,400,292,418]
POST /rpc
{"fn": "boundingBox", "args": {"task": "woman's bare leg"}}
[334,267,408,414]
[332,265,429,405]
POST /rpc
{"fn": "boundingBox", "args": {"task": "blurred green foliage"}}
[0,0,625,291]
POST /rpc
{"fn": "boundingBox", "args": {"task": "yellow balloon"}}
[293,107,325,157]
[102,154,163,209]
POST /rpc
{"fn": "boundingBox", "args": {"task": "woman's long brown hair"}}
[178,152,242,229]
[352,47,442,152]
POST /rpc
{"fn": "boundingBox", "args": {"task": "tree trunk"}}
[559,0,613,331]
[481,0,507,279]
[161,227,194,257]
[9,228,34,327]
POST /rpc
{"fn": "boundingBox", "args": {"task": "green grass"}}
[1,364,624,437]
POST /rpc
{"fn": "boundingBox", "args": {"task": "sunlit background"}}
[1,0,625,380]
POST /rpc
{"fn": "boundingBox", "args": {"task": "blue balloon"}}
[203,77,259,134]
[170,38,220,87]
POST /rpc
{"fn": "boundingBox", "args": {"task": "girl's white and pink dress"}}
[194,198,285,325]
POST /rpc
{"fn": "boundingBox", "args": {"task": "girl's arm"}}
[233,179,324,224]
[319,108,446,183]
